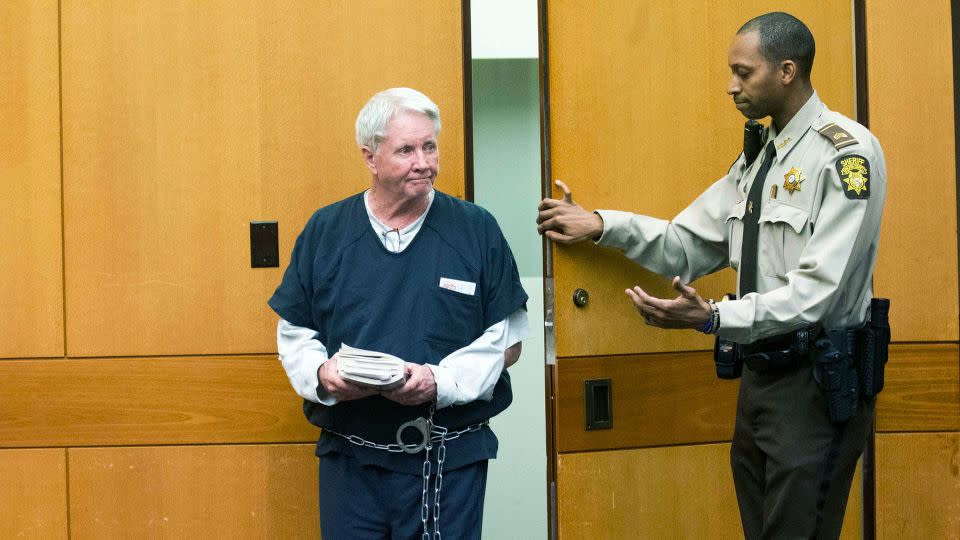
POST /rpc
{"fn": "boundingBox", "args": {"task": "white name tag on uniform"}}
[439,277,476,296]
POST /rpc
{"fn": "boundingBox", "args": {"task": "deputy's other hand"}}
[382,363,437,406]
[625,276,712,329]
[537,179,604,244]
[318,354,379,401]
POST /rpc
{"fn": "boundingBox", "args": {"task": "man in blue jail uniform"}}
[269,87,528,539]
[537,13,887,540]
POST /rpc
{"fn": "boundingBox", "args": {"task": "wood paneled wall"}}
[868,0,958,343]
[866,2,960,536]
[1,1,467,537]
[0,356,315,447]
[69,444,319,539]
[0,449,68,539]
[0,0,63,359]
[557,444,862,540]
[60,0,467,358]
[875,433,960,538]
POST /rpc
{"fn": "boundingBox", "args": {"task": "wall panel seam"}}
[58,0,67,359]
[64,447,71,540]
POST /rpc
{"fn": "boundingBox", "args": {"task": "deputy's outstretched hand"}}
[382,363,437,406]
[537,179,604,244]
[318,354,379,401]
[625,276,712,329]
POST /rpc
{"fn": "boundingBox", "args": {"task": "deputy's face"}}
[364,110,439,201]
[727,30,782,120]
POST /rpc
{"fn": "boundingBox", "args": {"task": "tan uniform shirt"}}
[596,92,887,344]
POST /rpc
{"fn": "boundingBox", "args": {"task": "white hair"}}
[355,87,441,152]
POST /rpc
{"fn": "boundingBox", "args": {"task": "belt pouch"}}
[714,336,742,379]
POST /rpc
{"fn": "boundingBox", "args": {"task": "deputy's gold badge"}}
[836,155,870,199]
[783,167,804,194]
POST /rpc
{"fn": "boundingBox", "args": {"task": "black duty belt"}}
[741,326,817,374]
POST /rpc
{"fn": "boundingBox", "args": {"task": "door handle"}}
[572,288,589,307]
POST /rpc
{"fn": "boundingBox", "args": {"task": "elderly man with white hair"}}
[269,87,528,539]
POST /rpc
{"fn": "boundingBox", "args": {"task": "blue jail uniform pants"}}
[319,451,488,540]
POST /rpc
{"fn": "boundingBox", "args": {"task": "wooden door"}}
[541,1,858,537]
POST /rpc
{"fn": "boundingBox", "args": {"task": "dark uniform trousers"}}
[319,451,487,540]
[731,363,875,539]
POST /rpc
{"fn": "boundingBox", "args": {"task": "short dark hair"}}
[738,12,815,80]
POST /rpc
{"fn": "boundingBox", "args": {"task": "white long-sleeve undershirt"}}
[277,309,527,408]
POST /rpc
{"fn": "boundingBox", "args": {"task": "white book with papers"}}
[336,344,407,390]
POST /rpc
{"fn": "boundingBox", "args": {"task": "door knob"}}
[572,288,589,307]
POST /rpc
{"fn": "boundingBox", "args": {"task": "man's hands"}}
[536,180,604,244]
[319,357,437,405]
[381,363,437,406]
[625,276,712,329]
[318,354,379,401]
[504,342,522,369]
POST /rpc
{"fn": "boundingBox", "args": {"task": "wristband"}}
[699,299,720,334]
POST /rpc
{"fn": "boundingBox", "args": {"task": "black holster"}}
[813,329,860,423]
[813,298,892,423]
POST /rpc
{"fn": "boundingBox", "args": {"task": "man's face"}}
[727,31,783,120]
[364,110,439,201]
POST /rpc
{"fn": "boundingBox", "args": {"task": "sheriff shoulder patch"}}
[817,123,858,149]
[836,155,870,199]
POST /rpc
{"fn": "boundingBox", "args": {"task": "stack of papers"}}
[337,344,407,390]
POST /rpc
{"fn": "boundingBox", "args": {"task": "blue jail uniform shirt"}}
[268,189,528,474]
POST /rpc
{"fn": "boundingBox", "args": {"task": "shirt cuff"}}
[594,209,668,248]
[506,308,530,345]
[715,298,752,343]
[426,364,457,409]
[313,356,338,406]
[594,209,621,245]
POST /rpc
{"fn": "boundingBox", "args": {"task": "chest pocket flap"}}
[727,199,747,222]
[756,199,811,277]
[757,199,809,233]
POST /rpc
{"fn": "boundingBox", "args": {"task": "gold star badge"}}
[783,167,805,194]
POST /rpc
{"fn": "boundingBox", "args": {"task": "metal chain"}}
[420,427,433,540]
[324,420,488,453]
[431,424,447,540]
[324,403,487,540]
